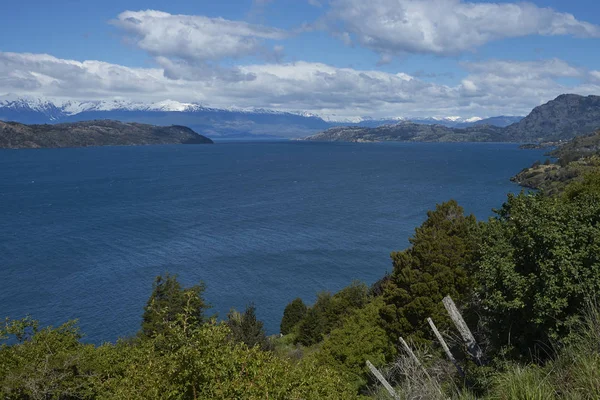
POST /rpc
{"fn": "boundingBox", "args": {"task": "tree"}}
[141,273,209,338]
[226,304,271,351]
[280,298,307,335]
[296,306,326,346]
[473,189,600,356]
[380,200,479,342]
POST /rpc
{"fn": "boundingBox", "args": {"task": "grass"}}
[367,302,600,399]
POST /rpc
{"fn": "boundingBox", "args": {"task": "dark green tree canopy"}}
[226,304,271,351]
[280,298,307,335]
[474,189,600,356]
[294,282,369,346]
[380,200,479,342]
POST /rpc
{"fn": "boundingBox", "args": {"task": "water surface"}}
[0,141,546,342]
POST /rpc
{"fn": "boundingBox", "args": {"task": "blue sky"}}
[1,0,599,119]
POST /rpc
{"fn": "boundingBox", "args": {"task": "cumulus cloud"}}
[0,52,167,98]
[324,0,600,56]
[1,51,599,119]
[111,10,287,62]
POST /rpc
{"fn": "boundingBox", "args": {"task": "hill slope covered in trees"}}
[0,120,213,149]
[512,130,600,194]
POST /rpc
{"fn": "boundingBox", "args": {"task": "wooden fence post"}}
[399,336,422,367]
[366,360,400,400]
[399,336,444,396]
[427,317,465,378]
[442,296,485,366]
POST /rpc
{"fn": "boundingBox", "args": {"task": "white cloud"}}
[1,51,599,119]
[324,0,600,56]
[462,58,585,78]
[111,10,287,62]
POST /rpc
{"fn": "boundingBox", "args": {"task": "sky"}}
[1,0,600,119]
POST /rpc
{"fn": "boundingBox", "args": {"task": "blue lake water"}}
[0,141,546,343]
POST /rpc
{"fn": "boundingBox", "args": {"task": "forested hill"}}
[0,120,213,149]
[512,130,600,194]
[304,94,600,143]
[303,121,506,143]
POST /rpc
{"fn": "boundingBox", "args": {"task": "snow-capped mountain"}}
[0,95,523,139]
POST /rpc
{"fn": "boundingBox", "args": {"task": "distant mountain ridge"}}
[305,94,600,143]
[0,94,521,139]
[0,120,213,149]
[304,121,507,143]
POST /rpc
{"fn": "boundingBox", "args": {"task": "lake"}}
[0,141,546,343]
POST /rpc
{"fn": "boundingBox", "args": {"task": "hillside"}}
[511,130,600,194]
[305,94,600,143]
[304,121,506,142]
[505,94,600,142]
[0,120,213,149]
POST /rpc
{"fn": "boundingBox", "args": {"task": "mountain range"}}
[0,94,521,140]
[305,94,600,143]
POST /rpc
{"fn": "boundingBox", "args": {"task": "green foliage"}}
[97,320,358,399]
[487,365,557,400]
[294,281,369,346]
[512,142,600,195]
[563,170,600,200]
[280,298,307,335]
[141,273,209,338]
[380,200,479,343]
[0,317,358,399]
[315,299,395,390]
[0,318,96,400]
[296,304,327,346]
[226,304,271,351]
[474,190,600,356]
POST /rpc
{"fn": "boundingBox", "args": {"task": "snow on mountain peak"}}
[0,95,491,125]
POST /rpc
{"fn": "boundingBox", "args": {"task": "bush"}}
[315,299,395,390]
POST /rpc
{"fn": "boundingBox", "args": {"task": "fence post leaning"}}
[427,317,465,378]
[366,360,400,400]
[442,296,485,366]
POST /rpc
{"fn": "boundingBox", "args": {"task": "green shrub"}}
[315,299,395,390]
